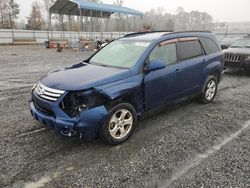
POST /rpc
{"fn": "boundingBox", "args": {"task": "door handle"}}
[176,68,182,72]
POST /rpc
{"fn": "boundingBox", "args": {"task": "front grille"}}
[225,53,243,63]
[35,82,65,102]
[34,102,55,117]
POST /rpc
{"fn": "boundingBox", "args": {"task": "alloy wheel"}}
[205,80,216,101]
[109,109,133,139]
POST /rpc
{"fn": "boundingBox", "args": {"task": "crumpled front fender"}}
[97,81,141,100]
[77,105,108,141]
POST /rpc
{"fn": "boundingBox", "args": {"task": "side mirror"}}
[147,60,166,72]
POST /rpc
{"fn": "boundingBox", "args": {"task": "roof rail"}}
[162,30,212,36]
[124,30,174,38]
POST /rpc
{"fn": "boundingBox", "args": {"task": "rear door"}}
[175,37,206,98]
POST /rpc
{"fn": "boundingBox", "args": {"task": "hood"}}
[41,63,131,91]
[224,47,250,55]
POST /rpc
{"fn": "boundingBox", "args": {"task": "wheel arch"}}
[209,70,220,82]
[97,82,144,114]
[203,60,222,86]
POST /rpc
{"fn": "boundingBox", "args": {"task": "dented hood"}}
[40,63,131,91]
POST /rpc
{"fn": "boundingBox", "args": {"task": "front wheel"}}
[200,75,218,104]
[100,103,137,145]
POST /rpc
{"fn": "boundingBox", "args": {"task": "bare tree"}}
[165,18,175,30]
[114,0,123,6]
[0,0,19,29]
[26,1,45,30]
[43,0,55,29]
[0,1,6,28]
[43,0,55,15]
[89,0,103,32]
[113,0,124,31]
[175,7,189,30]
[143,7,213,31]
[8,0,19,29]
[144,8,174,30]
[157,7,165,16]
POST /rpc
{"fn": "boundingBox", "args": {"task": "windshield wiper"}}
[91,62,109,67]
[230,46,243,48]
[98,64,109,67]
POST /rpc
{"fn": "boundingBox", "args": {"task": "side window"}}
[200,37,220,55]
[177,40,204,61]
[149,42,177,65]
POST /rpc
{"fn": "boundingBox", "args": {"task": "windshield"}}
[230,38,250,48]
[89,40,150,68]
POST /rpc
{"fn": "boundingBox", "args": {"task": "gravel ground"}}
[0,45,249,188]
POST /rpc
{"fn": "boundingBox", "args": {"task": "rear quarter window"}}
[199,37,220,55]
[177,40,204,61]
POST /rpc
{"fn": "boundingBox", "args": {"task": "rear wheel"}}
[100,103,137,145]
[200,75,218,104]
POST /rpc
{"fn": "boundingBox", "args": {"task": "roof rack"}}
[124,30,174,38]
[162,30,212,36]
[123,30,212,39]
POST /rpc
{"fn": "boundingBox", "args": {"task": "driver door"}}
[144,40,179,110]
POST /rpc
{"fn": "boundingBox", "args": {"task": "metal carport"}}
[49,0,144,41]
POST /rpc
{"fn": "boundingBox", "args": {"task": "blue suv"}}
[30,31,224,145]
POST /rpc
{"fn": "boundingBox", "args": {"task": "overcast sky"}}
[16,0,250,22]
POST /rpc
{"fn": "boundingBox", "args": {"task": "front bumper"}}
[29,91,108,141]
[225,60,250,70]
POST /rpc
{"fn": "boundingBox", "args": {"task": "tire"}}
[100,103,137,145]
[200,75,218,104]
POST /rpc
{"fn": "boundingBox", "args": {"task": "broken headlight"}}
[60,89,107,117]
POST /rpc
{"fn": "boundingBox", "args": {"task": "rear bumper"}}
[29,94,108,141]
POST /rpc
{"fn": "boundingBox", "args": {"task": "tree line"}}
[0,0,214,31]
[0,0,19,29]
[143,7,214,31]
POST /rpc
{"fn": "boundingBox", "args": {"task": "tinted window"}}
[177,40,203,61]
[149,43,177,65]
[200,37,220,54]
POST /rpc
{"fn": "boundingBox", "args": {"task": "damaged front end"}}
[30,86,109,141]
[60,89,108,118]
[59,89,109,140]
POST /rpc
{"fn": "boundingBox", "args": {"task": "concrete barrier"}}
[0,29,248,45]
[0,29,129,44]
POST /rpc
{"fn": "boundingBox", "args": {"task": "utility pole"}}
[225,24,228,38]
